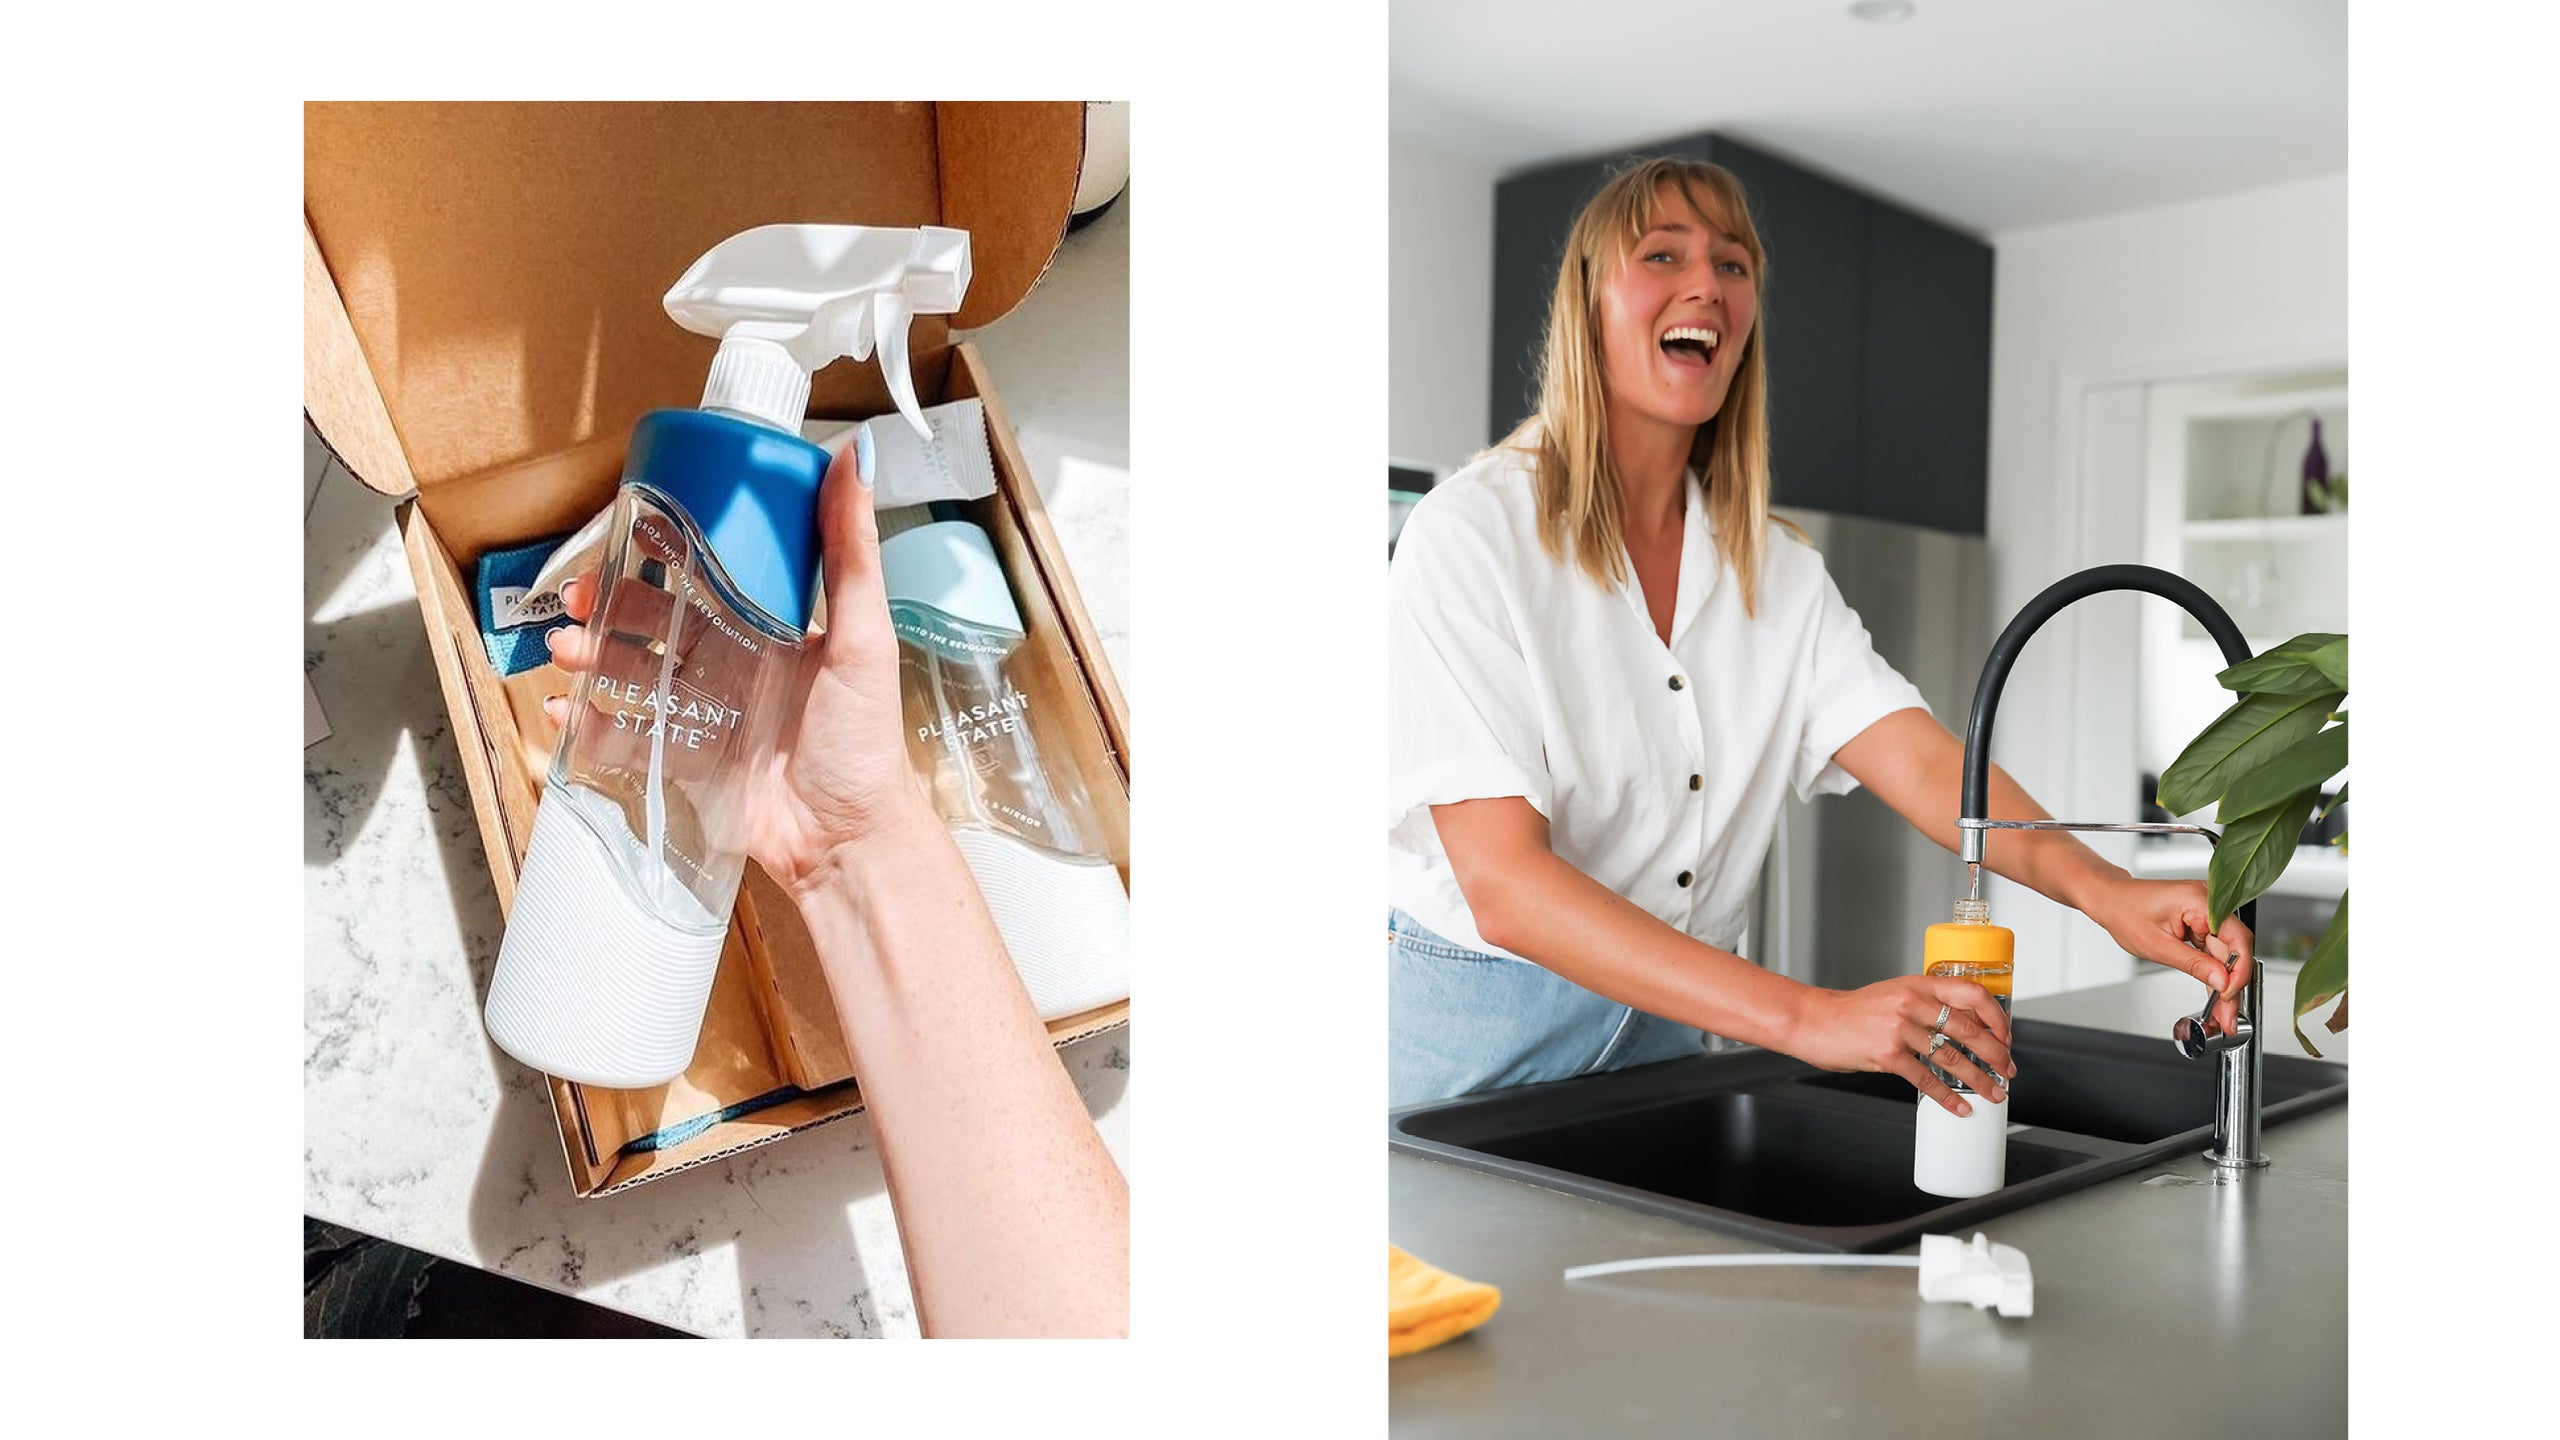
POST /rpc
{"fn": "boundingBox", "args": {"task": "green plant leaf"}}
[2292,891,2348,1058]
[2216,719,2348,822]
[2214,634,2347,696]
[2305,636,2348,691]
[2206,786,2323,929]
[2327,781,2348,812]
[2158,689,2344,816]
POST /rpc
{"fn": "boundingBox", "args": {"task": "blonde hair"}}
[1498,157,1787,614]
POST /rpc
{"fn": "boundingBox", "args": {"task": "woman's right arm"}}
[1431,796,2014,1113]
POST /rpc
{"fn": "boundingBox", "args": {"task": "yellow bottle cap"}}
[1924,911,2014,996]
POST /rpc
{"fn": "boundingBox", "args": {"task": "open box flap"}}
[937,101,1084,329]
[303,102,1083,516]
[304,221,415,497]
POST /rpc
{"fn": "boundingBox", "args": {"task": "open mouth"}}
[1660,325,1720,370]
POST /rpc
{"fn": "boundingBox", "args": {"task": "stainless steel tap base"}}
[2207,1152,2272,1170]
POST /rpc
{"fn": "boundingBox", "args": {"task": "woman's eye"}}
[1644,250,1677,264]
[1719,260,1749,277]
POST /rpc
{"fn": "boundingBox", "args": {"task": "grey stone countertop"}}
[303,195,1131,1339]
[1389,965,2348,1435]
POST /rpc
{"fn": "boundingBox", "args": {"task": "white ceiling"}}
[1389,0,2345,234]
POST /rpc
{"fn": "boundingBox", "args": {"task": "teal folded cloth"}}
[474,533,576,676]
[618,1080,859,1155]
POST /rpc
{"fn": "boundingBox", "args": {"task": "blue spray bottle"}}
[485,224,970,1089]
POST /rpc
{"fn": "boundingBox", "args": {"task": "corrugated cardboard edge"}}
[589,1099,864,1198]
[399,501,531,907]
[586,1000,1129,1195]
[303,219,414,499]
[950,344,1131,777]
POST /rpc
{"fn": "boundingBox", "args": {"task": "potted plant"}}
[2155,633,2348,1055]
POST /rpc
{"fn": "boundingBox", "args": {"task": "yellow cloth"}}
[1389,1245,1501,1357]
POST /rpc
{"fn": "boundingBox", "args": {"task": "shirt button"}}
[1677,870,1694,887]
[1688,774,1702,791]
[1668,675,1686,691]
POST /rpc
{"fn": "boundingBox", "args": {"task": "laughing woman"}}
[1386,157,2254,1110]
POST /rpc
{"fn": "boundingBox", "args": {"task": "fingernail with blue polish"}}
[854,422,876,489]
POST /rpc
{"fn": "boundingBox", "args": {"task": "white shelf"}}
[2140,365,2349,799]
[2129,836,2349,900]
[2184,513,2350,541]
[2179,384,2351,422]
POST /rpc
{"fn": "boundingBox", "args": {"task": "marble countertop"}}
[303,193,1132,1338]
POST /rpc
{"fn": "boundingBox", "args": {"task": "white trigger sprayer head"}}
[666,224,972,440]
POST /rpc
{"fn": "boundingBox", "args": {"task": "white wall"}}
[1389,135,1497,473]
[1981,173,2346,994]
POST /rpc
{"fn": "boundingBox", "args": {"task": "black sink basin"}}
[1389,1017,2348,1251]
[1792,1022,2340,1146]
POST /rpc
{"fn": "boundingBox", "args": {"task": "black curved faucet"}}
[1956,564,2268,1169]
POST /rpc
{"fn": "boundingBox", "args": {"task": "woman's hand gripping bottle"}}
[484,225,970,1089]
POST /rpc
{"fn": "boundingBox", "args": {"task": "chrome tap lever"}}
[2172,1003,2253,1060]
[1955,819,2222,841]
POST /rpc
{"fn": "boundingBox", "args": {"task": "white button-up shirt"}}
[1388,448,1930,962]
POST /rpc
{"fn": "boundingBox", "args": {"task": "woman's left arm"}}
[1832,708,2253,1033]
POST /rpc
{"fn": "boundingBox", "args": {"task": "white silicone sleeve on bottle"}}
[1913,1093,2009,1199]
[949,827,1131,1022]
[485,788,729,1089]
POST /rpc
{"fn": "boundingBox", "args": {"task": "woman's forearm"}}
[1475,846,1814,1052]
[1975,762,2124,910]
[1856,708,2123,912]
[793,819,1130,1338]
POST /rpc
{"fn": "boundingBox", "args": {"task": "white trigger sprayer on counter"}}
[485,223,971,1089]
[882,519,1131,1020]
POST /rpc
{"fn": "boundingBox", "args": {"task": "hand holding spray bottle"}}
[484,224,970,1090]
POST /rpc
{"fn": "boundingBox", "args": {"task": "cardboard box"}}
[304,102,1130,1197]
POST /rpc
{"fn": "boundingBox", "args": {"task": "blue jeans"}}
[1388,908,1708,1108]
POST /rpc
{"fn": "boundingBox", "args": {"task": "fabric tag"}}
[491,585,567,629]
[809,398,1000,508]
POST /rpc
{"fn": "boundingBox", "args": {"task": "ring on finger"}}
[1926,1031,1950,1055]
[1932,1002,1951,1032]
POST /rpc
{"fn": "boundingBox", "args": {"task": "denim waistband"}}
[1387,907,1506,962]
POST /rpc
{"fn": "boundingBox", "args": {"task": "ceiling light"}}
[1847,0,1916,22]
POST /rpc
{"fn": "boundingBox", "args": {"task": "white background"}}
[0,0,2546,1430]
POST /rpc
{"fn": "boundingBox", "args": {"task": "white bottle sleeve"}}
[485,787,729,1090]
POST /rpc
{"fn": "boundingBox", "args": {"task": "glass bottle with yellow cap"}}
[1914,898,2014,1197]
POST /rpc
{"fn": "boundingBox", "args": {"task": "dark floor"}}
[305,1218,691,1338]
